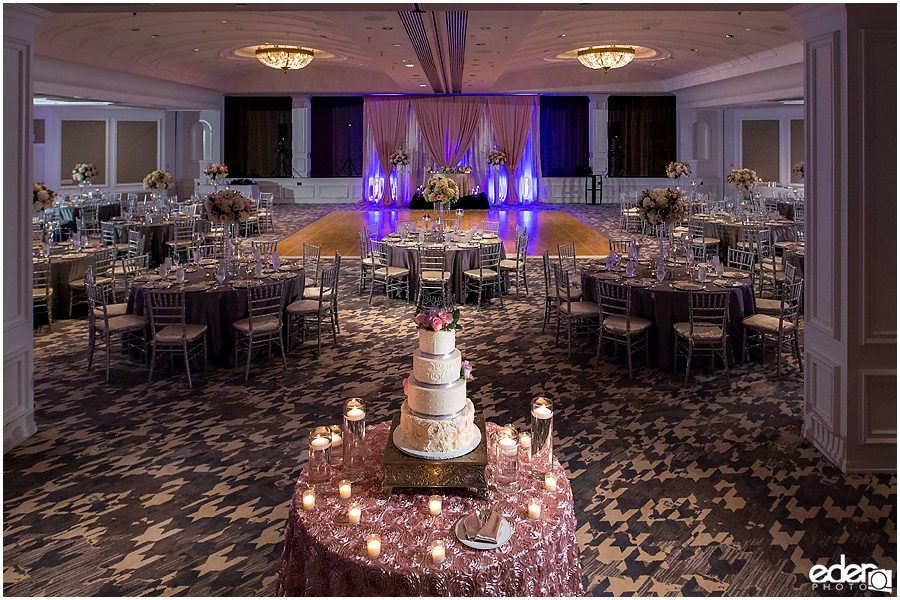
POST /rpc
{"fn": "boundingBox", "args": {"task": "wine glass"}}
[697,265,707,283]
[176,267,185,285]
[215,264,226,287]
[626,260,636,278]
[656,262,666,285]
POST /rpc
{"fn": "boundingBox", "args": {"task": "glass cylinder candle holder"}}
[531,397,554,481]
[544,471,558,492]
[301,488,316,511]
[527,497,542,521]
[519,431,532,469]
[496,425,520,494]
[488,430,501,482]
[329,424,344,466]
[366,533,381,558]
[348,502,361,525]
[343,398,366,482]
[307,427,333,493]
[429,495,442,516]
[431,540,446,566]
[339,479,352,500]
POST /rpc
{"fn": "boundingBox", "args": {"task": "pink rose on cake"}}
[413,307,463,331]
[460,360,473,380]
[402,377,409,396]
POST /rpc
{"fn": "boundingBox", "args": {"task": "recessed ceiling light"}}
[193,48,200,52]
[419,84,427,87]
[382,27,393,30]
[481,27,491,30]
[392,43,402,47]
[405,63,415,67]
[558,34,566,38]
[131,28,140,32]
[745,28,752,31]
[690,48,699,52]
[725,34,734,38]
[151,34,159,38]
[401,59,409,62]
[221,20,227,23]
[476,43,485,46]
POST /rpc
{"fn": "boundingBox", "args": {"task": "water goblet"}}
[625,260,636,278]
[697,266,707,283]
[656,262,666,285]
[176,267,186,285]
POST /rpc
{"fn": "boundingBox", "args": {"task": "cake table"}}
[275,421,584,597]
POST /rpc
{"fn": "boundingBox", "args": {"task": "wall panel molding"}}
[859,371,897,445]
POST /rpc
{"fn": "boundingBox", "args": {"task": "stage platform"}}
[277,208,610,258]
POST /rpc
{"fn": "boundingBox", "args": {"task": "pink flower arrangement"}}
[203,163,228,180]
[143,170,173,190]
[413,308,462,332]
[487,150,507,166]
[422,175,460,206]
[726,168,759,190]
[33,183,56,212]
[72,163,98,184]
[666,161,691,179]
[203,189,252,224]
[638,188,688,226]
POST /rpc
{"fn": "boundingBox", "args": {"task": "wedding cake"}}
[396,310,476,456]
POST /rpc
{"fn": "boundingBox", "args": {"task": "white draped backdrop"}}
[363,95,541,206]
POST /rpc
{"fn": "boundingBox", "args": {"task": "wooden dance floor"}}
[278,209,610,257]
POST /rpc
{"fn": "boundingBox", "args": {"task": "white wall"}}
[723,105,805,184]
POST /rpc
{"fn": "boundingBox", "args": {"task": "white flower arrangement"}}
[203,163,229,180]
[422,175,460,206]
[390,149,409,166]
[487,150,507,166]
[638,188,688,226]
[72,163,98,183]
[143,170,173,190]
[203,189,252,224]
[665,161,691,179]
[33,183,56,212]
[726,168,759,190]
[792,162,804,179]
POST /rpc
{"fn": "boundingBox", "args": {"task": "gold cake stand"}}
[382,414,489,499]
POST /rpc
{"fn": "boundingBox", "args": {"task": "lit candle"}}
[533,406,552,419]
[497,436,517,456]
[348,502,361,524]
[302,489,316,511]
[339,480,352,499]
[544,473,558,492]
[366,534,381,558]
[429,495,442,516]
[431,540,445,565]
[346,407,365,421]
[527,498,541,521]
[519,432,532,451]
[310,436,330,450]
[331,430,343,448]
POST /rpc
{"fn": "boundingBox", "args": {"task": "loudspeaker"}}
[277,124,291,142]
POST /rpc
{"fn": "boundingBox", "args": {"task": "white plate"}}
[671,282,706,291]
[392,426,482,460]
[713,279,743,288]
[182,284,209,292]
[723,271,746,279]
[454,515,513,550]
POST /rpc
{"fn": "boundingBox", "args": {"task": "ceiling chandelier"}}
[577,46,636,71]
[255,45,314,73]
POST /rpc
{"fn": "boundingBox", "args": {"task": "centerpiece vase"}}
[397,164,408,207]
[492,165,501,206]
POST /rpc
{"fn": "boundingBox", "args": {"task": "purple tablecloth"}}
[276,421,584,597]
[699,219,796,262]
[386,237,506,303]
[114,220,174,267]
[583,263,757,369]
[126,265,304,366]
[36,245,102,318]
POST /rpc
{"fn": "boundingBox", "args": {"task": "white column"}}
[790,4,897,472]
[588,93,609,176]
[4,4,49,452]
[291,94,310,178]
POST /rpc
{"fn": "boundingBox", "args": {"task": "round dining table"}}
[58,201,121,231]
[34,243,103,319]
[275,420,583,597]
[126,262,305,367]
[782,243,805,278]
[693,215,797,261]
[113,219,175,267]
[582,260,757,369]
[383,233,506,303]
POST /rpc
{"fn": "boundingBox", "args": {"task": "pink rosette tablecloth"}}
[275,421,583,596]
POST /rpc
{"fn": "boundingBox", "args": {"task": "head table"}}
[275,421,583,597]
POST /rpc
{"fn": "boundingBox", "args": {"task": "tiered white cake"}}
[397,329,475,455]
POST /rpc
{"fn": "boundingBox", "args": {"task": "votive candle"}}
[348,502,361,524]
[544,472,558,492]
[339,479,352,499]
[527,498,541,521]
[431,540,446,565]
[519,432,532,451]
[302,489,316,511]
[366,533,381,558]
[429,495,442,516]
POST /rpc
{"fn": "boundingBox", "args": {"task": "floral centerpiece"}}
[203,163,228,181]
[203,189,252,224]
[792,162,804,180]
[33,183,56,212]
[487,150,507,166]
[637,188,688,226]
[143,170,173,190]
[726,168,759,190]
[666,161,691,179]
[422,175,460,206]
[390,149,409,167]
[72,163,98,185]
[428,166,472,174]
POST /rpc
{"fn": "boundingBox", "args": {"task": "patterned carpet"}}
[4,204,895,596]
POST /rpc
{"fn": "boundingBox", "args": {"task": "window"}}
[224,96,292,178]
[539,96,589,177]
[116,121,158,184]
[741,120,780,183]
[310,97,364,178]
[60,120,106,185]
[607,96,676,178]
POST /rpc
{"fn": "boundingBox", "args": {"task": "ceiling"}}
[30,3,804,107]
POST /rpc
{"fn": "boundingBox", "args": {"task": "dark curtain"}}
[310,97,364,178]
[607,96,676,177]
[539,96,589,177]
[224,96,292,178]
